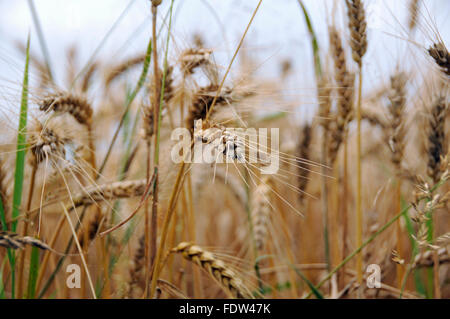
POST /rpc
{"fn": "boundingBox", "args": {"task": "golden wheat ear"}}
[39,92,93,126]
[186,84,233,131]
[328,26,354,164]
[171,242,254,299]
[104,54,146,88]
[386,72,407,171]
[345,0,368,66]
[0,157,9,221]
[427,96,447,183]
[408,0,420,32]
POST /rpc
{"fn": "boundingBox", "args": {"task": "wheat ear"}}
[128,234,145,298]
[297,124,312,203]
[186,84,233,131]
[412,247,449,269]
[386,72,408,288]
[67,179,148,211]
[251,176,272,252]
[427,96,447,183]
[428,43,450,77]
[104,54,146,88]
[171,242,254,299]
[345,0,368,66]
[328,27,354,164]
[408,0,420,32]
[39,92,93,126]
[0,157,9,225]
[0,231,50,251]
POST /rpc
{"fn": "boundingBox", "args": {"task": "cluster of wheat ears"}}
[0,0,448,299]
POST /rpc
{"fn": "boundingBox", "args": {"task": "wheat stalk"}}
[297,124,312,204]
[328,26,354,164]
[426,96,447,298]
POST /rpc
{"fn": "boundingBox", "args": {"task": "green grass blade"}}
[297,0,322,78]
[0,259,6,299]
[402,200,426,296]
[290,264,324,299]
[12,35,30,231]
[26,247,39,298]
[8,34,31,299]
[97,37,152,175]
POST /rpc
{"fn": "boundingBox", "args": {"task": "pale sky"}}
[0,0,448,121]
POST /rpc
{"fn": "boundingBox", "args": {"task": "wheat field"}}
[0,0,448,299]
